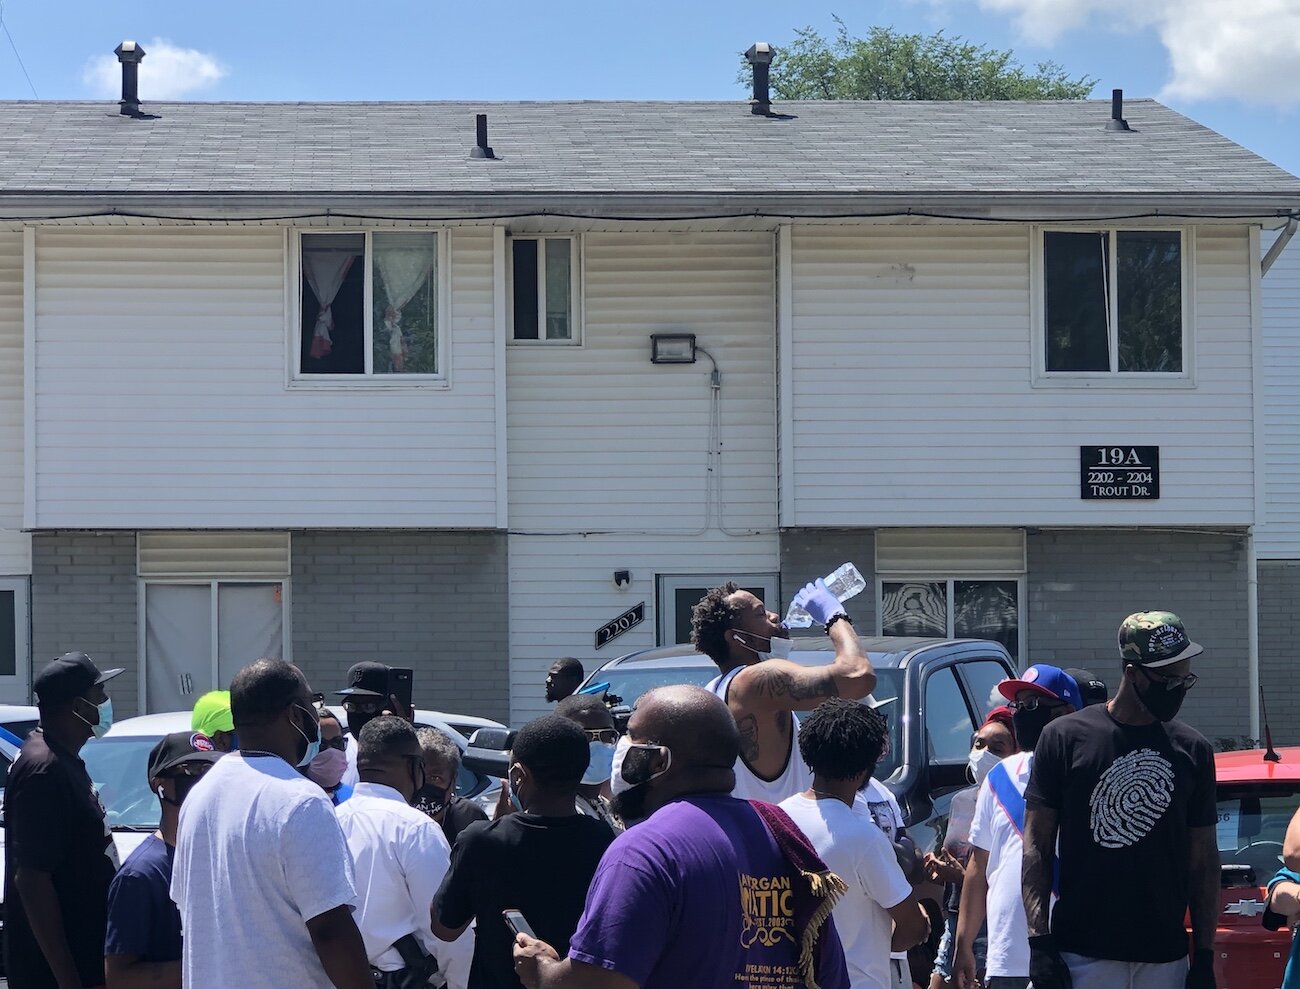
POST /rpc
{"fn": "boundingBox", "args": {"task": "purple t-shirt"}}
[568,794,847,989]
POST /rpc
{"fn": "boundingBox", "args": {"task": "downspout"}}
[1247,529,1260,741]
[1262,215,1298,276]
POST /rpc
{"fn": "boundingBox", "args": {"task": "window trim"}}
[506,234,584,347]
[287,228,451,388]
[876,574,1026,665]
[1030,225,1196,389]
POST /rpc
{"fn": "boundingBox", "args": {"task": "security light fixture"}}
[650,333,697,365]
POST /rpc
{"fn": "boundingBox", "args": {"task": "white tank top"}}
[707,666,814,803]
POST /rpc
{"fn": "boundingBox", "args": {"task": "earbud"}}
[157,785,165,800]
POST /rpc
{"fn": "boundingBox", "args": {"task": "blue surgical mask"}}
[292,704,321,768]
[583,740,616,785]
[75,697,113,739]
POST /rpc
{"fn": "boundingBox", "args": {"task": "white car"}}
[80,708,504,863]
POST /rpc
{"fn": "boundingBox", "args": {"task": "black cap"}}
[334,661,389,699]
[33,651,124,707]
[1065,667,1109,707]
[147,731,223,780]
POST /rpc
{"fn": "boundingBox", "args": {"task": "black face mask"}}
[347,710,379,741]
[1012,707,1056,752]
[160,774,204,808]
[1135,676,1188,723]
[413,783,449,818]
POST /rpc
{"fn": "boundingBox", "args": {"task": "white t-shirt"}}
[337,782,474,989]
[968,751,1033,979]
[172,752,359,989]
[706,667,814,802]
[856,778,911,964]
[781,794,914,989]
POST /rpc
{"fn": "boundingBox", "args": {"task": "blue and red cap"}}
[998,664,1083,711]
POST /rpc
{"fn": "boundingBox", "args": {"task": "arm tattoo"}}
[750,666,839,702]
[738,714,760,764]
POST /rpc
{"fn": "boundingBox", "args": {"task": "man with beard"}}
[953,667,1080,989]
[690,581,875,803]
[512,685,848,989]
[1021,613,1219,989]
[104,732,222,989]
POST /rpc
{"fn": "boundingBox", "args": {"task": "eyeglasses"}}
[584,728,619,745]
[1006,696,1067,712]
[1141,668,1199,692]
[342,698,384,715]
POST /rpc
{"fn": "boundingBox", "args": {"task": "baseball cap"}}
[191,690,234,735]
[1118,611,1203,669]
[33,652,124,707]
[998,664,1083,711]
[147,731,223,780]
[1065,668,1109,707]
[334,661,389,699]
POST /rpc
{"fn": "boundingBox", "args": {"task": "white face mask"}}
[968,746,1001,784]
[736,631,793,662]
[610,735,672,797]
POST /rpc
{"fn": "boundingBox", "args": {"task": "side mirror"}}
[463,727,514,779]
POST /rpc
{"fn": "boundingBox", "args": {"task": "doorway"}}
[0,577,30,703]
[655,573,779,647]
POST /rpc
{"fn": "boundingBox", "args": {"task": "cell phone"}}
[388,667,414,715]
[502,909,536,938]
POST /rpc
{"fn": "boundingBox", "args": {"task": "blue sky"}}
[2,0,1298,175]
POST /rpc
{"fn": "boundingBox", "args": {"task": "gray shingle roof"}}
[0,98,1297,203]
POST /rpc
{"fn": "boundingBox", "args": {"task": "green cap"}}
[192,690,234,735]
[1118,611,1203,668]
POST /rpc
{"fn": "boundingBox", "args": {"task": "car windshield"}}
[587,665,905,782]
[1216,782,1300,881]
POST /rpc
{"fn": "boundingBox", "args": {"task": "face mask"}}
[609,736,673,825]
[1135,674,1188,723]
[75,697,113,739]
[736,631,793,662]
[1012,706,1055,752]
[346,709,380,741]
[292,704,321,768]
[307,747,347,789]
[227,732,239,752]
[583,740,616,786]
[159,773,204,808]
[413,783,449,818]
[968,746,1000,784]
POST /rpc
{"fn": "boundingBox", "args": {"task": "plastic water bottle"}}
[784,562,867,629]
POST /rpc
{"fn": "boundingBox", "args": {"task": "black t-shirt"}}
[435,811,615,989]
[3,730,119,988]
[1024,704,1217,963]
[439,794,489,848]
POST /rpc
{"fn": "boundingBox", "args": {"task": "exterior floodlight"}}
[650,333,697,364]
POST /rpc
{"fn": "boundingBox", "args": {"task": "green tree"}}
[750,18,1095,101]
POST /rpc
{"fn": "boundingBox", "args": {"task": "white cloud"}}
[83,38,226,101]
[964,0,1300,107]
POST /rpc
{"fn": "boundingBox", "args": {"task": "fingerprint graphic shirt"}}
[1024,704,1216,963]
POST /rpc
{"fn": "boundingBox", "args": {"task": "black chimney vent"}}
[1106,88,1131,132]
[115,40,146,117]
[472,113,496,159]
[745,42,773,116]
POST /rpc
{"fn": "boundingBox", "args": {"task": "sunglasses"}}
[1006,695,1067,713]
[1140,668,1199,692]
[584,728,619,745]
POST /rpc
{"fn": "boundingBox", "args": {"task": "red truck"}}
[1213,746,1300,989]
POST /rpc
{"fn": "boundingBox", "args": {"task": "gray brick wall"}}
[1259,560,1300,745]
[31,533,140,716]
[778,529,878,633]
[291,531,509,723]
[1027,528,1250,742]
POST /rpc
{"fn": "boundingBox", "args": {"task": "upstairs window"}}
[298,231,444,379]
[510,237,580,343]
[1042,229,1185,375]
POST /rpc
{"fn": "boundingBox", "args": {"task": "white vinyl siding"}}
[0,232,27,573]
[31,227,500,528]
[1259,228,1300,558]
[787,224,1255,527]
[505,230,780,724]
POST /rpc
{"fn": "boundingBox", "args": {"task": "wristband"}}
[824,613,853,634]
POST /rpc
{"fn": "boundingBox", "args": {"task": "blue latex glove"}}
[792,579,844,627]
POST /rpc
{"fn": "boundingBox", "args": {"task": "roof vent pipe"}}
[471,113,496,159]
[1106,88,1131,132]
[115,40,146,117]
[745,43,774,116]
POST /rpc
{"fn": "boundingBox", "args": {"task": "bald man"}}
[513,686,848,989]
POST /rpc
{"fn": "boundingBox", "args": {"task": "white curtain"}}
[303,250,356,359]
[374,239,436,371]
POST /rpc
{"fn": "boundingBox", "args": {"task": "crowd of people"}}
[2,578,1298,989]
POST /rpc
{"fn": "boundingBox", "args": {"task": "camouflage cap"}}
[1117,611,1203,668]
